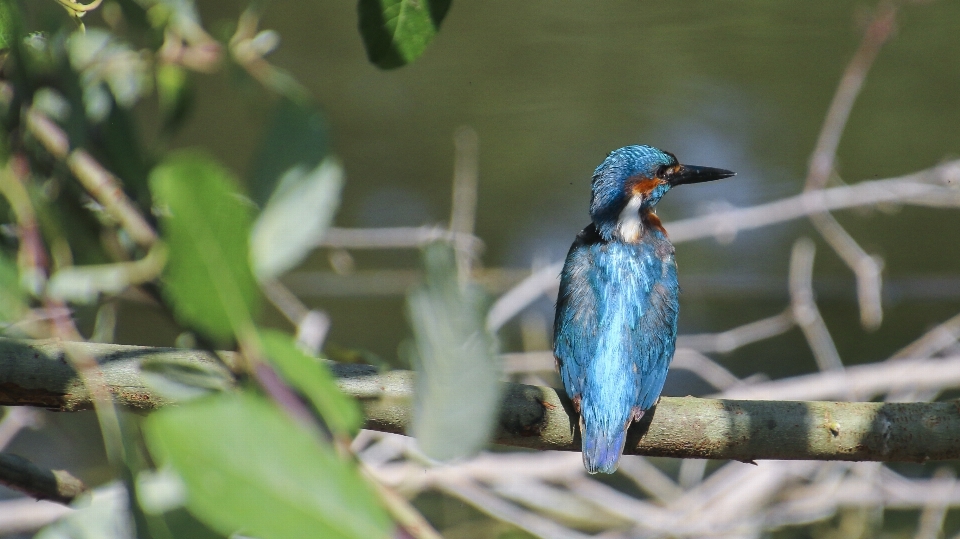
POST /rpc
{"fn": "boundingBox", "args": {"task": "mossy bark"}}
[2,338,958,462]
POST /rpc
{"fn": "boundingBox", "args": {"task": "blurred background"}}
[5,0,960,538]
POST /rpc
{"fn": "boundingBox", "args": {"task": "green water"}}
[129,1,960,379]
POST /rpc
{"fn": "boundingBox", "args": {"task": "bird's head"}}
[589,145,735,241]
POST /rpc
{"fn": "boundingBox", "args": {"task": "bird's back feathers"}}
[554,223,679,473]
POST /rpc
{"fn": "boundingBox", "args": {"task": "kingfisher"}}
[554,145,735,474]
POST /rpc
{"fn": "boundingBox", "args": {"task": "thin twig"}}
[24,107,158,248]
[676,309,795,354]
[789,238,845,373]
[891,310,960,360]
[0,408,40,451]
[802,4,897,330]
[488,160,960,332]
[449,126,481,282]
[0,498,73,535]
[913,467,954,539]
[718,355,960,401]
[615,456,684,504]
[436,476,590,539]
[319,226,483,255]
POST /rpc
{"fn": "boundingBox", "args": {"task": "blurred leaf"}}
[155,63,192,132]
[36,482,133,539]
[156,508,227,539]
[0,251,25,325]
[358,0,452,69]
[250,158,343,280]
[259,329,363,437]
[406,242,501,461]
[143,391,393,539]
[150,151,260,346]
[0,3,12,52]
[249,98,328,206]
[136,467,186,515]
[139,356,235,403]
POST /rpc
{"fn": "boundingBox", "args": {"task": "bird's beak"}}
[667,164,736,186]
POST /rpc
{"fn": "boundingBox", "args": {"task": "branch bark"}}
[2,338,959,462]
[0,453,86,504]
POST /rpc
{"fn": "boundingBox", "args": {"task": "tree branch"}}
[2,338,959,462]
[0,453,86,504]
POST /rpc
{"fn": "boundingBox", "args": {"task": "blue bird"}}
[554,145,735,474]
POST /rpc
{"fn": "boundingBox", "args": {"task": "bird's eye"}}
[657,165,672,178]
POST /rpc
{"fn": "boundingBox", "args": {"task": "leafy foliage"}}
[259,329,364,437]
[357,0,453,69]
[143,391,393,539]
[0,0,504,536]
[250,157,344,281]
[150,151,260,346]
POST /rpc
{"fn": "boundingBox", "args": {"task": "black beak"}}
[667,164,736,186]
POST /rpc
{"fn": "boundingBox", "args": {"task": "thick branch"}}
[2,338,959,462]
[0,453,86,504]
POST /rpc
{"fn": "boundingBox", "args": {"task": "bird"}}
[554,145,735,474]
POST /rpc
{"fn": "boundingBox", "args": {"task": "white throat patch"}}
[617,196,644,243]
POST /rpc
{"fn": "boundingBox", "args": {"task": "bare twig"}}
[284,267,527,298]
[615,456,684,504]
[0,498,72,535]
[487,160,960,332]
[676,309,795,354]
[360,464,444,539]
[718,355,960,401]
[25,108,159,249]
[0,453,86,504]
[0,408,40,451]
[891,310,960,360]
[802,4,897,330]
[805,3,897,192]
[436,476,590,539]
[913,467,954,539]
[789,238,845,373]
[450,126,481,282]
[319,226,483,255]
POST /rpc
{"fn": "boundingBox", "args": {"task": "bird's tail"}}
[581,418,628,474]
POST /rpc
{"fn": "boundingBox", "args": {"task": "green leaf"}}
[250,158,343,280]
[249,99,328,207]
[259,329,363,437]
[405,243,501,461]
[357,0,452,69]
[150,151,260,346]
[143,391,393,539]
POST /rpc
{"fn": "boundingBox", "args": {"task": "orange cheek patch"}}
[645,212,666,234]
[629,176,664,196]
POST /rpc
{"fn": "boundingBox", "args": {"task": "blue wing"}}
[553,224,602,406]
